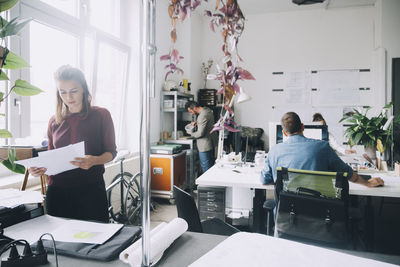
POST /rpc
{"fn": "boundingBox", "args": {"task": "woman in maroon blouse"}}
[28,65,117,222]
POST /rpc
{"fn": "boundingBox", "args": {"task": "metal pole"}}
[140,0,156,266]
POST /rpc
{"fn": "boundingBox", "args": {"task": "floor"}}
[150,198,178,229]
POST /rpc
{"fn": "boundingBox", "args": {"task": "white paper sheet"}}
[284,71,312,104]
[15,141,85,175]
[190,232,397,267]
[4,214,123,245]
[0,189,43,208]
[317,70,360,104]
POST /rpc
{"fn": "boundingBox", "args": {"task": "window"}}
[29,21,79,143]
[11,0,129,148]
[89,0,121,37]
[39,0,79,17]
[91,41,129,145]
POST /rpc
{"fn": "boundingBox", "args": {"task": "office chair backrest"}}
[274,167,350,247]
[173,186,203,233]
[275,167,349,202]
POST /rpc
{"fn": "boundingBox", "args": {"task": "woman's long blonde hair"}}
[54,65,92,124]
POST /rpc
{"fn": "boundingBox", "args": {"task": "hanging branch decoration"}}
[161,0,255,133]
[160,0,207,81]
[205,0,255,132]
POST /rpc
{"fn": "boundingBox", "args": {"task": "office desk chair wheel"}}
[107,172,142,225]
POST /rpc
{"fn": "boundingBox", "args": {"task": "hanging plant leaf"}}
[1,159,25,174]
[0,0,18,12]
[0,17,32,38]
[0,70,9,80]
[0,91,4,100]
[3,50,29,69]
[0,113,5,116]
[160,54,171,61]
[0,128,12,138]
[12,79,43,96]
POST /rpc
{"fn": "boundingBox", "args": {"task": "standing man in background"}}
[185,101,216,173]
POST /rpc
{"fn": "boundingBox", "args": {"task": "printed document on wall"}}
[284,71,312,104]
[317,70,360,105]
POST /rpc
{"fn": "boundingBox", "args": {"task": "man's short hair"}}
[185,100,200,110]
[281,112,302,134]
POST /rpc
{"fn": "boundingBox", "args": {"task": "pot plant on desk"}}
[340,103,399,170]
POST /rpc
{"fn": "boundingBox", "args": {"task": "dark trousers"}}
[46,180,109,223]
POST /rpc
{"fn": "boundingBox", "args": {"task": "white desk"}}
[196,164,273,233]
[190,232,398,267]
[196,164,273,190]
[196,164,400,240]
[350,171,400,197]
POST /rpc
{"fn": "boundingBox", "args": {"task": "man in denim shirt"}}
[261,112,384,188]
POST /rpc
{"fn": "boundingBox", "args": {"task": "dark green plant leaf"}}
[0,70,9,80]
[0,0,18,12]
[1,159,25,174]
[0,128,12,138]
[0,16,8,29]
[12,79,43,96]
[0,17,32,38]
[353,132,363,145]
[2,50,29,69]
[8,148,16,169]
[0,91,3,100]
[383,102,393,109]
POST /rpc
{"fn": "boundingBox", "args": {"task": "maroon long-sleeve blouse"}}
[47,106,117,187]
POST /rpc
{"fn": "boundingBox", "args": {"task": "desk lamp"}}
[217,89,252,161]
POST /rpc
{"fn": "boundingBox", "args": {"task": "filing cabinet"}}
[198,186,225,221]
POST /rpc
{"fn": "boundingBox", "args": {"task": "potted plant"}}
[340,103,398,162]
[0,0,43,174]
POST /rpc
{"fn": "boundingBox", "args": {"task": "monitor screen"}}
[276,124,329,144]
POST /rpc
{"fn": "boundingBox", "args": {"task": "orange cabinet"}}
[150,151,186,199]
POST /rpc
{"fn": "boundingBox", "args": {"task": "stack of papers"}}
[15,142,85,176]
[0,189,43,208]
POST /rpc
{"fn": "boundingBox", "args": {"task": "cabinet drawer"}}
[199,201,224,212]
[199,211,225,221]
[198,192,224,201]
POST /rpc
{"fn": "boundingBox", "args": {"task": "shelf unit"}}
[161,91,194,141]
[161,91,198,190]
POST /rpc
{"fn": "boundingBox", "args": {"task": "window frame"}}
[8,0,129,144]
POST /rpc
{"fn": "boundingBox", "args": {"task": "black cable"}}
[0,239,29,256]
[40,233,59,267]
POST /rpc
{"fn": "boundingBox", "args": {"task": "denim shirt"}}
[260,134,353,184]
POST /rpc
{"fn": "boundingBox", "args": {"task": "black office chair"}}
[173,186,239,236]
[265,167,353,249]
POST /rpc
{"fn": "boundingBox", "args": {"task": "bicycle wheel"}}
[107,172,141,224]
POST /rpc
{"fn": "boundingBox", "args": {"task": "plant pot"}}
[364,145,376,160]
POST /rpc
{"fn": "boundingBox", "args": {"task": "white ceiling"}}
[201,0,377,15]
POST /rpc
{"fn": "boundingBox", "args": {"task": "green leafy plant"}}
[0,0,43,174]
[340,103,399,153]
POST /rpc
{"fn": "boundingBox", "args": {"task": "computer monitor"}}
[269,122,328,147]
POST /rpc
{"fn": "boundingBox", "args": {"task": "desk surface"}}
[42,232,226,266]
[196,164,400,198]
[350,171,400,198]
[190,232,399,267]
[196,164,273,190]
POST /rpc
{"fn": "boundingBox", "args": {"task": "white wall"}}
[379,0,400,102]
[199,6,376,148]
